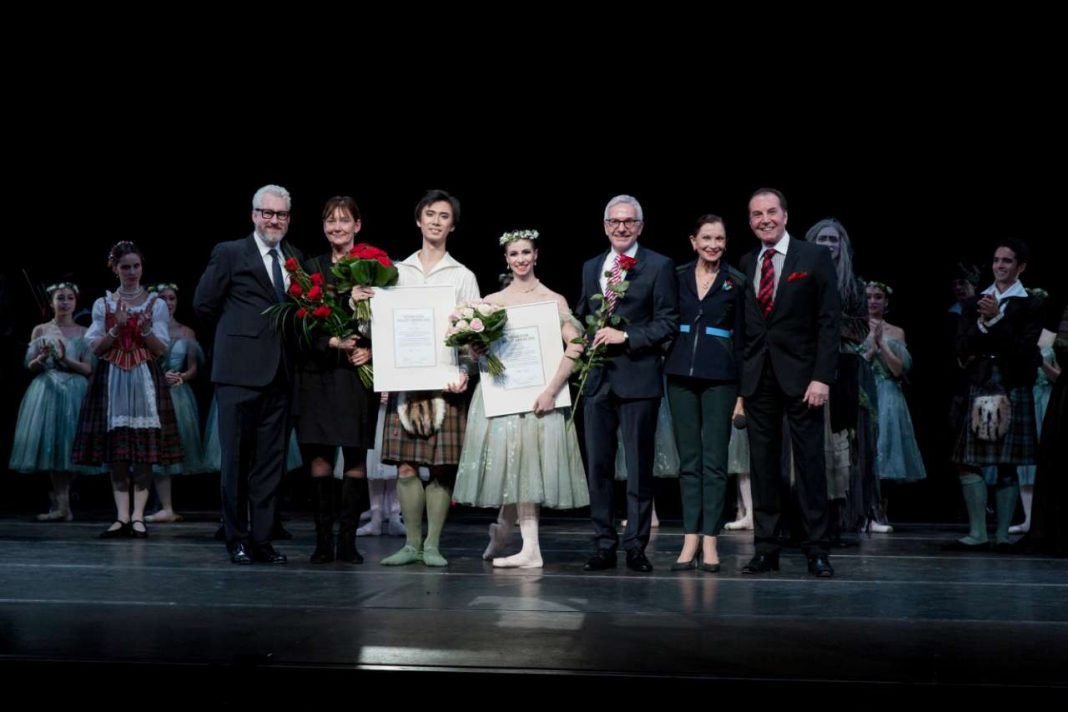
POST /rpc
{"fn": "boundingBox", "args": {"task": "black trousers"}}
[746,360,830,555]
[583,380,659,553]
[216,368,291,547]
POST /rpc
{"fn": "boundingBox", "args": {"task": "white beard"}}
[255,229,284,247]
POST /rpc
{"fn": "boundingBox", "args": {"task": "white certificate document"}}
[493,326,545,390]
[393,308,436,368]
[371,285,459,392]
[480,301,572,417]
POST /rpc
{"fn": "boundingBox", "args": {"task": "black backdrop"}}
[2,61,1063,522]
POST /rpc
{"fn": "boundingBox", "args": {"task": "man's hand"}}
[803,380,830,408]
[591,327,626,350]
[978,294,999,320]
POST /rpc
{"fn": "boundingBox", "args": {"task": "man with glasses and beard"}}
[195,184,303,565]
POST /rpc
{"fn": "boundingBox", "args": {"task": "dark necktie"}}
[757,249,776,318]
[269,248,286,302]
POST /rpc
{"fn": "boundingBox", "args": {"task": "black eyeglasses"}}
[257,208,291,221]
[605,218,641,229]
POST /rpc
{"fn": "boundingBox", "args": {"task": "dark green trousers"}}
[667,376,737,536]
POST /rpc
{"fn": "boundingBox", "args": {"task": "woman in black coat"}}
[295,196,378,564]
[663,215,746,572]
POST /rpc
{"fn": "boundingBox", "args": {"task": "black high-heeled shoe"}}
[671,555,700,571]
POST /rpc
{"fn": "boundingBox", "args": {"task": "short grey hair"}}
[603,194,644,222]
[252,184,292,210]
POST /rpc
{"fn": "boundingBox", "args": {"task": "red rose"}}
[312,305,332,319]
[288,282,304,297]
[617,255,638,271]
[296,307,308,319]
[284,257,300,273]
[310,272,325,285]
[349,243,393,267]
[306,285,323,302]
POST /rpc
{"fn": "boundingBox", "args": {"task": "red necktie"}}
[757,250,776,318]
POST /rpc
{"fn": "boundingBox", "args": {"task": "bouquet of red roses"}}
[331,243,399,322]
[276,257,349,336]
[265,257,376,388]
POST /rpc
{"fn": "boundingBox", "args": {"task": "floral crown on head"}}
[865,280,893,296]
[499,229,539,246]
[45,281,79,296]
[148,283,179,294]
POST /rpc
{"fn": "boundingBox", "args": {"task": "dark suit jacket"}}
[739,238,840,397]
[957,292,1044,389]
[193,234,303,388]
[664,261,746,382]
[574,245,678,399]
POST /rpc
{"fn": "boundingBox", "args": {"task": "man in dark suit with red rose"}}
[194,184,303,565]
[575,195,678,573]
[738,188,841,577]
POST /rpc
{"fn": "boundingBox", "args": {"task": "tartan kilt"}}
[953,385,1037,467]
[381,390,468,466]
[72,358,184,466]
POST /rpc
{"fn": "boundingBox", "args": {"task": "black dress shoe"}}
[807,553,834,577]
[583,550,617,571]
[251,543,287,564]
[625,550,653,572]
[741,551,780,574]
[229,542,253,565]
[99,521,131,539]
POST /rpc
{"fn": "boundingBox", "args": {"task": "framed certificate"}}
[480,300,572,417]
[371,285,460,392]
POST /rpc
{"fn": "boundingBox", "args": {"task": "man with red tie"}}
[738,188,841,577]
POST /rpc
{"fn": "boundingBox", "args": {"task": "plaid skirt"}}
[953,385,1037,467]
[73,359,184,466]
[380,391,468,466]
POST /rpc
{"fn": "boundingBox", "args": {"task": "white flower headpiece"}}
[45,281,80,296]
[499,229,539,246]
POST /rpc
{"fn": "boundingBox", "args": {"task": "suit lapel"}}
[625,247,644,282]
[682,261,698,300]
[705,266,727,300]
[768,245,802,320]
[245,234,277,299]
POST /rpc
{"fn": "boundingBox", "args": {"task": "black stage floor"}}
[1,514,1065,699]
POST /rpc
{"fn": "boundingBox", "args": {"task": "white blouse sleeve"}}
[150,297,171,347]
[84,297,107,344]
